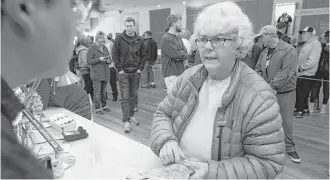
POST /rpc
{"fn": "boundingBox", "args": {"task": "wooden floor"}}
[94,65,329,179]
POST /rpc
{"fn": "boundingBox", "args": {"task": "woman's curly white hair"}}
[193,1,255,60]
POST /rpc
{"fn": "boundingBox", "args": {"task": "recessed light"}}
[182,1,186,4]
[157,5,160,8]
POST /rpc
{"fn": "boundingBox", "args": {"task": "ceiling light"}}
[157,5,160,8]
[182,1,186,4]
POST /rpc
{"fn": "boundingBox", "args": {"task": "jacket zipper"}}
[217,125,224,161]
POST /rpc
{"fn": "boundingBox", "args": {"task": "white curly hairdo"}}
[95,30,106,40]
[193,1,255,59]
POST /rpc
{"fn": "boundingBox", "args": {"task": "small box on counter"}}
[48,113,76,132]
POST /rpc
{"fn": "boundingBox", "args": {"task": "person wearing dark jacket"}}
[1,0,78,178]
[87,31,111,115]
[141,31,158,88]
[113,17,147,132]
[310,31,329,114]
[241,35,263,69]
[276,22,297,46]
[161,14,189,94]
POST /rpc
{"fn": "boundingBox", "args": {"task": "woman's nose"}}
[204,41,214,50]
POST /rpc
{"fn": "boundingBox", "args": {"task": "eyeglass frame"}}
[195,37,234,48]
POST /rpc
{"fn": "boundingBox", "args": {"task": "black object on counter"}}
[62,126,88,142]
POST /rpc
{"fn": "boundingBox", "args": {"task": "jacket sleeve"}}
[113,38,123,72]
[251,46,262,69]
[207,92,286,179]
[150,75,183,155]
[300,41,322,70]
[270,48,297,89]
[162,38,188,61]
[144,40,152,62]
[79,49,89,67]
[138,39,147,71]
[255,52,263,75]
[87,47,101,65]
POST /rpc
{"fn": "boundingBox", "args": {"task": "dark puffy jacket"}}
[113,31,147,73]
[315,43,329,80]
[144,37,158,65]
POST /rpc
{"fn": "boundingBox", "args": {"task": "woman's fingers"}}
[166,144,175,163]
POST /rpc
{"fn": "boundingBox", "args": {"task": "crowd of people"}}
[1,0,328,179]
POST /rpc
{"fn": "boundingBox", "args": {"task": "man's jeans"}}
[118,72,141,122]
[109,67,118,99]
[276,90,296,152]
[141,62,154,85]
[93,80,107,109]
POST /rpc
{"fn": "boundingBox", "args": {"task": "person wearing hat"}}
[141,31,158,88]
[294,27,322,117]
[160,14,189,94]
[255,25,300,163]
[276,21,298,46]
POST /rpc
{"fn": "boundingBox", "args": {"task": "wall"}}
[300,0,329,35]
[118,2,186,36]
[186,0,274,34]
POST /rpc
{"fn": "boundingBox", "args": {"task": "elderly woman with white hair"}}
[150,1,285,179]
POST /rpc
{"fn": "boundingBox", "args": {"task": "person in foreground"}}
[1,0,76,178]
[150,1,285,179]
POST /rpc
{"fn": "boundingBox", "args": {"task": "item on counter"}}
[125,161,195,180]
[49,113,76,132]
[164,163,195,179]
[62,126,88,142]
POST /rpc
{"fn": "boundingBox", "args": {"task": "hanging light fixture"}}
[56,71,81,87]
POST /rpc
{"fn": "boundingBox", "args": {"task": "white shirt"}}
[182,38,191,55]
[179,76,231,162]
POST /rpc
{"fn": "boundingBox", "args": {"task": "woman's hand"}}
[184,161,209,179]
[159,141,185,165]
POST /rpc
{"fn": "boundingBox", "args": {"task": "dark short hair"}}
[144,31,152,36]
[124,17,136,25]
[325,31,329,38]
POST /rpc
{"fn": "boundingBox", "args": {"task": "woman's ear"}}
[3,0,35,38]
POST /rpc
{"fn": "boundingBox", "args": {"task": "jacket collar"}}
[92,43,107,55]
[187,60,242,108]
[303,36,319,46]
[120,31,141,43]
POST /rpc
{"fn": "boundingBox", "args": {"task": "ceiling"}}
[101,0,190,10]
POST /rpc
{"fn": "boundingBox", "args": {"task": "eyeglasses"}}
[195,37,234,48]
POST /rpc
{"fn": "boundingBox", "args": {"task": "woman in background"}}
[76,35,94,99]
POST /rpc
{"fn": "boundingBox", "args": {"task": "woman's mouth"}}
[205,57,218,60]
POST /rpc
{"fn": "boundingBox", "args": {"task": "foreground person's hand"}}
[159,141,185,164]
[184,161,208,179]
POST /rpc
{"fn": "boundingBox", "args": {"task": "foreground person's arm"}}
[150,75,183,155]
[207,92,286,179]
[1,79,53,179]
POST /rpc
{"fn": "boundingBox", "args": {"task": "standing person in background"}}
[141,31,158,88]
[87,31,111,115]
[76,35,94,99]
[241,35,263,69]
[106,33,118,101]
[160,14,189,93]
[294,27,322,117]
[1,0,76,178]
[255,25,300,163]
[88,35,94,46]
[310,31,329,114]
[113,17,147,133]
